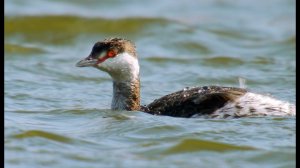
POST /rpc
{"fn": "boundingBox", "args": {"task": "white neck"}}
[97,52,140,82]
[96,52,141,110]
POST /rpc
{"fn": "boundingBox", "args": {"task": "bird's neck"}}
[112,78,140,111]
[104,52,141,111]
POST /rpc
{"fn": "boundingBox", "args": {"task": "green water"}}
[5,0,295,167]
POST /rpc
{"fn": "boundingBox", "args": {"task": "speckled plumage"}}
[76,38,296,118]
[142,86,295,118]
[142,86,246,117]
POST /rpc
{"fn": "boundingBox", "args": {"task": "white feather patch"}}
[97,52,139,81]
[210,92,296,118]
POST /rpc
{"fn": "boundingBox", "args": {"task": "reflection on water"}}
[5,0,295,167]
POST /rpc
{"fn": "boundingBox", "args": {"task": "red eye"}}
[96,50,116,64]
[107,50,116,58]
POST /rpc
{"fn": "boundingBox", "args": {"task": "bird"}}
[76,38,295,118]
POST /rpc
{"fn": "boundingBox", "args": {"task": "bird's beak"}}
[76,56,98,67]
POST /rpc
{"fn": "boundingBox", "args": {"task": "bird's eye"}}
[107,50,116,58]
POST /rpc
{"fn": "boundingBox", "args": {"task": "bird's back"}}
[142,86,295,118]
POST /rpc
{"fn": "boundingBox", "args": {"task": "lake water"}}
[5,0,295,167]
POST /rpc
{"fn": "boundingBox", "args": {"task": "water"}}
[5,0,295,167]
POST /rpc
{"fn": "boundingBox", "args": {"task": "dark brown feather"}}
[90,38,137,58]
[142,86,247,118]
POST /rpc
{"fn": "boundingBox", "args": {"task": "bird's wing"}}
[143,86,247,118]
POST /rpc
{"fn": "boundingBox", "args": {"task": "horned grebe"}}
[76,38,295,118]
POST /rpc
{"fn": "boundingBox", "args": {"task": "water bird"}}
[76,38,295,118]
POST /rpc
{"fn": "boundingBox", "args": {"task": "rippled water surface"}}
[5,0,295,167]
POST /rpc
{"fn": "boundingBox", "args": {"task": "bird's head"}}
[76,38,139,82]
